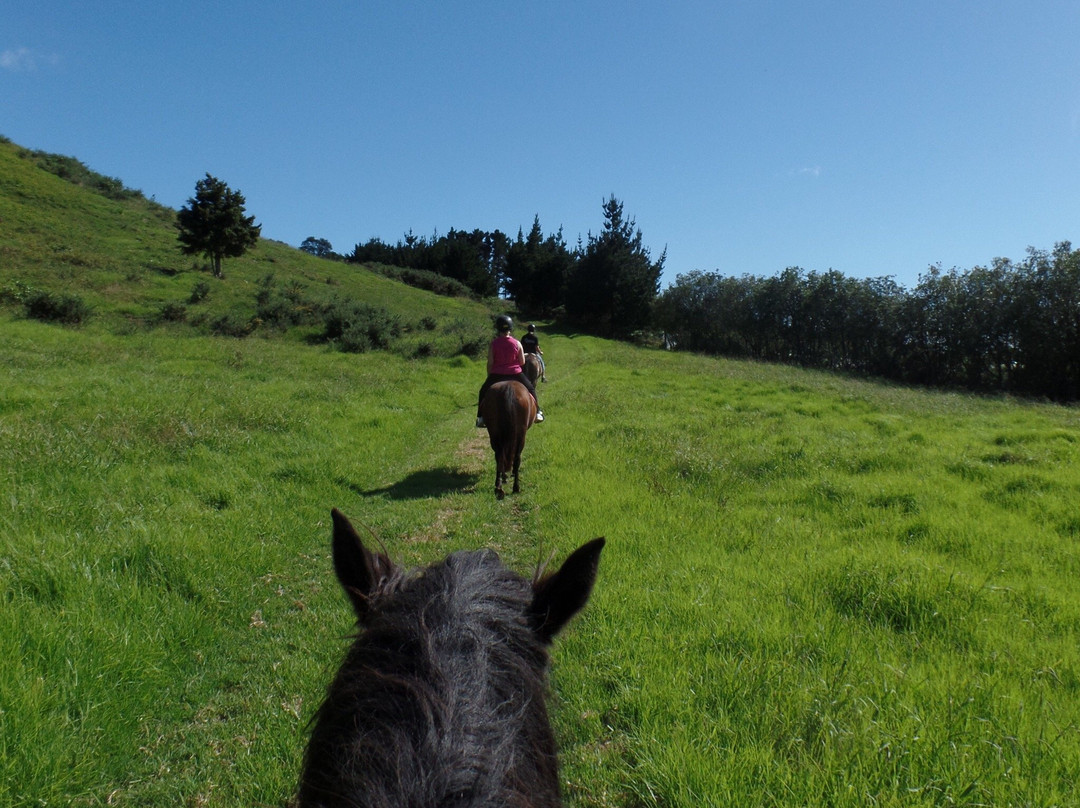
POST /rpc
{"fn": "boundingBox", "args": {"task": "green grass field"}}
[4,316,1079,807]
[3,135,1080,806]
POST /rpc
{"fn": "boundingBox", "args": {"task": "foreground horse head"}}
[480,380,537,499]
[297,509,605,808]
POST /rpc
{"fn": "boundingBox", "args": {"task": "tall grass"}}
[536,346,1080,807]
[4,316,1079,806]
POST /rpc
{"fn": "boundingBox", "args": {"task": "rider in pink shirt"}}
[489,331,524,375]
[476,315,543,427]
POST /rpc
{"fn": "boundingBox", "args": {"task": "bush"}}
[255,274,317,329]
[210,313,255,337]
[189,281,211,304]
[24,290,91,324]
[366,264,475,298]
[445,317,490,358]
[159,302,187,322]
[320,300,402,353]
[17,147,145,202]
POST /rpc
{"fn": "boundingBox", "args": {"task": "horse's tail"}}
[496,383,519,461]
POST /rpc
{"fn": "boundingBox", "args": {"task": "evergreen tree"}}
[566,196,664,336]
[176,174,261,278]
[505,216,566,313]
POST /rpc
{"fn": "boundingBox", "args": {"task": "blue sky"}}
[4,1,1079,289]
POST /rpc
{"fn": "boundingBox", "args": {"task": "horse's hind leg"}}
[511,443,523,493]
[495,454,507,499]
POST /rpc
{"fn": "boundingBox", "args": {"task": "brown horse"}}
[523,353,542,385]
[479,380,537,499]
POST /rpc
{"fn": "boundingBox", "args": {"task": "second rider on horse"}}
[476,315,543,428]
[521,323,547,382]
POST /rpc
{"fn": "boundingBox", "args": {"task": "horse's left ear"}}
[530,537,605,643]
[331,508,396,622]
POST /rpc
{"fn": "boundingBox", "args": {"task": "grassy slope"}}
[0,137,494,351]
[3,139,1080,806]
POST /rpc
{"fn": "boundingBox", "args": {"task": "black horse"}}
[297,509,605,808]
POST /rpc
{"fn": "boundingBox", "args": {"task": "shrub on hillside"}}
[254,274,318,329]
[440,318,490,358]
[457,336,487,359]
[367,264,475,298]
[210,313,255,338]
[159,302,188,322]
[16,147,146,202]
[189,281,211,304]
[24,290,91,325]
[320,299,402,353]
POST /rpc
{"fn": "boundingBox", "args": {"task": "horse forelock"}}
[299,549,562,808]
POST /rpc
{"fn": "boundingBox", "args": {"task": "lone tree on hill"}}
[300,236,335,258]
[176,174,261,278]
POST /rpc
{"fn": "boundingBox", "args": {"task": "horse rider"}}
[476,315,543,427]
[520,323,547,382]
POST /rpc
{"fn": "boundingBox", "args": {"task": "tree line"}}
[176,175,1080,401]
[654,243,1080,402]
[343,196,665,338]
[347,228,510,298]
[177,177,664,337]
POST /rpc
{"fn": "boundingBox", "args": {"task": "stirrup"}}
[535,410,544,422]
[475,416,485,428]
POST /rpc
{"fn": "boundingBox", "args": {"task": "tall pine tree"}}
[566,196,664,336]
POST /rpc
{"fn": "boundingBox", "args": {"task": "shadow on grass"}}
[341,467,480,500]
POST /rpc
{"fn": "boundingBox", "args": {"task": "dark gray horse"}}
[297,509,605,808]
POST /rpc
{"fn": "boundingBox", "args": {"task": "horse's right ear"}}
[331,508,395,621]
[530,537,605,643]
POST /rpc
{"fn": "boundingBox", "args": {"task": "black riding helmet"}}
[495,315,513,333]
[527,324,536,333]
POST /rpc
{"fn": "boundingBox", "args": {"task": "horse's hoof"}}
[496,489,505,500]
[512,485,520,494]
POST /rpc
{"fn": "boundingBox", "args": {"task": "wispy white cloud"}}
[796,165,822,178]
[1,46,58,72]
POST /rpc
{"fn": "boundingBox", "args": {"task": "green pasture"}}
[3,316,1079,806]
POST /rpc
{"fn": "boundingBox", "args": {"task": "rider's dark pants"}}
[478,373,538,413]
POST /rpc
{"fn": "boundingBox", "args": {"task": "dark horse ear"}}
[331,508,395,621]
[530,537,605,643]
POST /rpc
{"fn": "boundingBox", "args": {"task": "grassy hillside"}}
[3,139,1080,806]
[0,136,496,355]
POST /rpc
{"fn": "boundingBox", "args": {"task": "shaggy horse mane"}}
[300,551,559,807]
